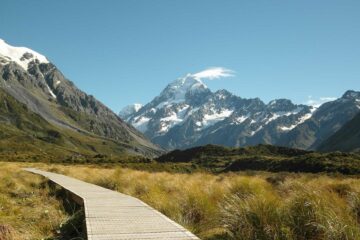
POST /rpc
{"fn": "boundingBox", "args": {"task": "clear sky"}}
[1,0,359,112]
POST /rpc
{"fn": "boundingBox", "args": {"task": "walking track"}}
[24,168,199,240]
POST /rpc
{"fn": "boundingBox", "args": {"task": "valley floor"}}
[4,162,360,240]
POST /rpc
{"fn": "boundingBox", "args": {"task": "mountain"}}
[121,73,360,150]
[278,90,360,150]
[0,39,161,159]
[119,103,143,119]
[0,87,124,162]
[121,74,317,149]
[317,112,360,152]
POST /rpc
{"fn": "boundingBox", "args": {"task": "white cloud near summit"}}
[192,67,235,80]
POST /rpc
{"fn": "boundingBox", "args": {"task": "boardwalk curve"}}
[24,168,199,240]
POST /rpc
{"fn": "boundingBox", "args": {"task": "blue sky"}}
[1,0,359,112]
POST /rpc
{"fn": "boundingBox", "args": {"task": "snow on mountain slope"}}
[277,107,317,132]
[122,68,359,150]
[277,90,360,150]
[132,116,151,132]
[0,39,48,70]
[121,72,323,150]
[156,74,208,107]
[0,39,56,99]
[197,109,233,129]
[123,74,212,138]
[119,103,143,120]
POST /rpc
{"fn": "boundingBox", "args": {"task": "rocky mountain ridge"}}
[0,39,161,157]
[121,74,360,150]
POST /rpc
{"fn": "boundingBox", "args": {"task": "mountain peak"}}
[266,99,299,112]
[159,74,208,103]
[342,90,360,100]
[214,89,234,100]
[119,103,143,119]
[169,74,207,90]
[0,39,48,70]
[268,98,293,106]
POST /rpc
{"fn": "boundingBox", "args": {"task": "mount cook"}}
[120,73,360,150]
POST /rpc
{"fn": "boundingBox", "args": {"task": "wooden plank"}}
[24,168,199,240]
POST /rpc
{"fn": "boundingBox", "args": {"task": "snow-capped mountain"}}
[0,39,49,70]
[0,39,161,156]
[278,90,360,150]
[120,73,360,150]
[119,103,143,120]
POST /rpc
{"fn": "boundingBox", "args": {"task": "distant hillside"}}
[318,112,360,152]
[156,144,360,174]
[0,88,152,163]
[157,144,309,163]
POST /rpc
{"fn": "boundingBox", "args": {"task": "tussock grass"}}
[28,163,360,240]
[0,163,69,239]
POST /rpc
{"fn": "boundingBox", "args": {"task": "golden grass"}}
[0,163,68,240]
[6,162,360,240]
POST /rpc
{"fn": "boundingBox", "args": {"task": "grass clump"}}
[0,163,70,239]
[0,224,16,240]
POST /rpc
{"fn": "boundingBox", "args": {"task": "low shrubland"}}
[0,163,70,239]
[3,161,360,239]
[34,164,360,240]
[0,162,85,240]
[158,144,360,174]
[4,144,360,176]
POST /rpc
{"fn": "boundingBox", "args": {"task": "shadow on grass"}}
[44,181,87,240]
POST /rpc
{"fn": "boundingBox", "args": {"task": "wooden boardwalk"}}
[24,168,199,240]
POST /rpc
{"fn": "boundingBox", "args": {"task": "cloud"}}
[305,96,337,107]
[192,67,235,80]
